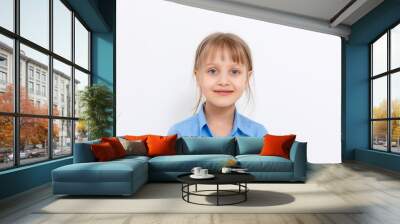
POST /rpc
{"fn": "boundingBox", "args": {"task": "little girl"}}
[168,32,267,138]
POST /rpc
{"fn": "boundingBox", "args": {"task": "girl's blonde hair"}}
[192,32,254,114]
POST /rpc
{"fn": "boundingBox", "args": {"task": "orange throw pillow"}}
[146,134,177,157]
[124,135,149,141]
[101,137,127,158]
[259,134,296,159]
[91,142,117,161]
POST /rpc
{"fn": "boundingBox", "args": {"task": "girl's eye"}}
[232,69,241,75]
[208,69,217,75]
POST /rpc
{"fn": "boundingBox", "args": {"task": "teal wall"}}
[0,158,72,199]
[92,32,114,88]
[91,0,116,135]
[92,32,115,135]
[343,0,400,171]
[0,0,116,200]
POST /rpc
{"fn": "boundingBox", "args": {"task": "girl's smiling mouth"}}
[214,90,234,96]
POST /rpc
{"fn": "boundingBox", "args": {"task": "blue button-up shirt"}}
[167,102,267,138]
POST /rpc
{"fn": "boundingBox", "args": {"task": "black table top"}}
[177,172,255,185]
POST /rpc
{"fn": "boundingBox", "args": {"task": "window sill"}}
[355,148,400,172]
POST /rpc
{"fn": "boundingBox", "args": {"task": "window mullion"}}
[48,0,53,160]
[71,10,76,155]
[370,45,373,149]
[388,30,391,152]
[13,0,20,167]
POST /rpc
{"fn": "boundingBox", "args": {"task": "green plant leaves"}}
[79,84,113,140]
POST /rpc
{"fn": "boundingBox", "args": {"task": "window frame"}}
[0,0,92,171]
[370,20,400,154]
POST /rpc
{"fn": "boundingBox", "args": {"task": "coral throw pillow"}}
[101,137,127,158]
[146,134,178,157]
[259,134,296,159]
[124,135,153,141]
[91,142,117,162]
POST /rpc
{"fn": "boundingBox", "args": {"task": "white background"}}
[116,0,342,163]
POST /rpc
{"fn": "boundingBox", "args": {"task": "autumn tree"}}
[0,85,14,150]
[0,84,60,152]
[372,99,400,143]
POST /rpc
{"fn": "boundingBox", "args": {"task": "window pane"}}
[372,77,387,119]
[372,121,388,151]
[20,44,49,115]
[75,120,88,143]
[0,0,13,31]
[20,0,49,49]
[53,119,72,157]
[0,34,14,112]
[53,0,72,60]
[20,117,49,165]
[53,59,72,117]
[75,17,89,70]
[0,116,13,170]
[391,72,400,118]
[391,120,400,153]
[372,33,387,76]
[392,24,400,70]
[74,69,89,118]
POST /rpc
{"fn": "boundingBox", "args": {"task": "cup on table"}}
[191,167,202,176]
[221,167,232,174]
[199,168,208,176]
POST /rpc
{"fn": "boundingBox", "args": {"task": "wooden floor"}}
[1,162,400,224]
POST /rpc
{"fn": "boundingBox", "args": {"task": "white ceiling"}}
[166,0,384,39]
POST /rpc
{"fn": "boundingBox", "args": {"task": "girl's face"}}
[195,48,252,109]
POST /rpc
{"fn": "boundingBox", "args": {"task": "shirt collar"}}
[197,102,245,136]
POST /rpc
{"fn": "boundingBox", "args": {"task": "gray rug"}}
[37,183,362,214]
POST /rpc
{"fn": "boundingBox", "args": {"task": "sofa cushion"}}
[235,137,264,155]
[52,158,147,183]
[118,138,148,156]
[124,134,151,142]
[147,134,177,157]
[124,134,154,150]
[74,139,100,163]
[115,155,150,163]
[148,154,235,172]
[101,137,127,158]
[236,155,293,172]
[177,136,236,155]
[260,134,296,159]
[91,142,118,161]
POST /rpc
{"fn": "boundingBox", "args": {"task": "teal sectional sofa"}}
[52,136,307,196]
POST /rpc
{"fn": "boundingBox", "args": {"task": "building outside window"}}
[28,67,34,80]
[0,54,6,67]
[42,85,46,97]
[0,54,7,90]
[35,70,40,81]
[28,81,34,94]
[41,73,46,83]
[36,83,40,95]
[0,71,6,84]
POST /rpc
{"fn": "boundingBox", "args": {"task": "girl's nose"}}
[217,72,230,85]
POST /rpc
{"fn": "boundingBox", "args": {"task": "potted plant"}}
[79,84,113,140]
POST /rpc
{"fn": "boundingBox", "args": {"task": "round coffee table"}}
[177,172,255,206]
